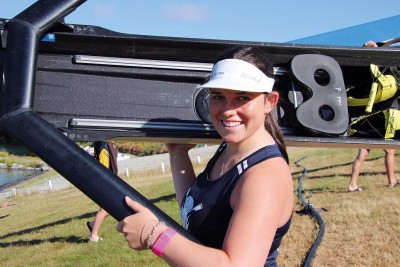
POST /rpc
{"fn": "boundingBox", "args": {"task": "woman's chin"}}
[221,135,242,144]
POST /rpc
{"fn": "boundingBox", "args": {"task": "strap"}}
[367,64,398,112]
[348,109,383,136]
[390,66,400,80]
[348,104,400,139]
[107,142,118,175]
[234,144,282,176]
[347,64,399,111]
[365,81,379,112]
[348,64,400,139]
[383,107,400,139]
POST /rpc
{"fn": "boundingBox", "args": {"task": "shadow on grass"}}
[0,211,95,240]
[0,235,87,248]
[293,154,397,195]
[0,194,177,248]
[307,171,389,180]
[292,155,389,178]
[150,193,176,203]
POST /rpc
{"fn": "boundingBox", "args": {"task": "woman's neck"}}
[224,130,274,156]
[211,131,274,179]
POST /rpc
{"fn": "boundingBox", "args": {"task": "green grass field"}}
[1,147,399,266]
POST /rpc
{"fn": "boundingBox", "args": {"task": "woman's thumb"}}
[124,196,142,213]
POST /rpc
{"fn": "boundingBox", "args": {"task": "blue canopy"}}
[288,15,400,46]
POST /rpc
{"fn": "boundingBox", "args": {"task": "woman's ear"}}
[264,91,279,113]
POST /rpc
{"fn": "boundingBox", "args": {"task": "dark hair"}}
[216,46,288,163]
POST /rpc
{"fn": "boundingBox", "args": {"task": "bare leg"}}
[384,149,398,186]
[348,149,369,191]
[89,208,109,242]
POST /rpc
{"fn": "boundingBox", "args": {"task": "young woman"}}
[117,46,294,266]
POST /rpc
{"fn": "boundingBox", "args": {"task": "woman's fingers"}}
[116,197,141,232]
[116,220,124,232]
[124,196,143,213]
[117,196,157,232]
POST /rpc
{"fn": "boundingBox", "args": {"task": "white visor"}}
[198,59,275,93]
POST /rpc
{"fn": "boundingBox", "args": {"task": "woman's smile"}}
[221,120,243,127]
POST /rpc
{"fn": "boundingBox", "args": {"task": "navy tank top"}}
[180,143,292,265]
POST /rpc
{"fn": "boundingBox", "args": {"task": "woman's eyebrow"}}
[209,90,255,95]
[210,89,222,94]
[236,91,256,96]
[210,90,222,94]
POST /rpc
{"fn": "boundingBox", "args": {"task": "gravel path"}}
[0,145,218,201]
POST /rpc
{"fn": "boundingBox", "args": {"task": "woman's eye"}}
[212,95,224,101]
[238,96,250,101]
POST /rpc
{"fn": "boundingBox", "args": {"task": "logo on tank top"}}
[180,188,203,229]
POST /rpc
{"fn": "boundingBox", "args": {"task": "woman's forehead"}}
[210,88,261,95]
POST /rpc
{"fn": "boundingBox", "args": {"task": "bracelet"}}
[152,227,177,257]
[140,220,157,246]
[146,221,165,249]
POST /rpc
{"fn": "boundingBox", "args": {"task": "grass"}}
[1,147,400,266]
[286,147,400,266]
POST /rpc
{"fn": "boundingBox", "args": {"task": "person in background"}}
[117,46,294,266]
[348,148,400,191]
[348,40,400,192]
[87,141,118,242]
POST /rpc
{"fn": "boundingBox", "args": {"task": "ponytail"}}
[265,112,289,163]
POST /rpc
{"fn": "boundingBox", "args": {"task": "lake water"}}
[0,139,37,188]
[0,169,37,188]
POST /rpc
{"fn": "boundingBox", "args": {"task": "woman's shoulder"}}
[231,157,293,218]
[245,156,290,180]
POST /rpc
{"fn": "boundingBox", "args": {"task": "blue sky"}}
[1,1,399,44]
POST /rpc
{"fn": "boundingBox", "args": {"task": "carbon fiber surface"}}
[1,17,400,148]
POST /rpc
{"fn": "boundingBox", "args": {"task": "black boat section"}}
[0,0,400,237]
[1,1,400,148]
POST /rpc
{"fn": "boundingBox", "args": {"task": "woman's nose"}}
[221,103,237,117]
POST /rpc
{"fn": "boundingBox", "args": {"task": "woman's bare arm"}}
[166,144,197,206]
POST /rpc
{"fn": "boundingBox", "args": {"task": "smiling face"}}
[209,89,277,145]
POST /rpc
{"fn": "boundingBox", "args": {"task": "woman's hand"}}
[116,196,159,250]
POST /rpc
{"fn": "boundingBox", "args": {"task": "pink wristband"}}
[151,227,177,257]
